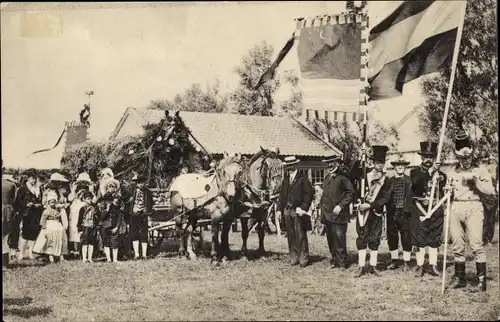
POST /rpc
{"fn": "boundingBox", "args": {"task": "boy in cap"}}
[448,130,495,292]
[130,173,152,260]
[354,145,389,277]
[359,153,413,271]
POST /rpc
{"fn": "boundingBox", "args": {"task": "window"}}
[311,169,325,185]
[325,111,329,120]
[314,110,319,119]
[359,113,365,122]
[343,112,347,121]
[306,109,310,119]
[334,111,338,121]
[352,112,357,121]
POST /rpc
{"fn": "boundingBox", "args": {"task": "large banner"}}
[295,14,368,122]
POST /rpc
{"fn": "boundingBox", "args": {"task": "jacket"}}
[370,174,413,214]
[77,204,98,232]
[277,171,313,214]
[320,171,355,224]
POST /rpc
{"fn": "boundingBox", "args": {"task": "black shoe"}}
[354,266,366,278]
[450,262,466,289]
[414,265,424,277]
[402,261,410,272]
[371,266,381,276]
[299,261,310,268]
[428,265,441,277]
[387,260,399,270]
[471,262,487,292]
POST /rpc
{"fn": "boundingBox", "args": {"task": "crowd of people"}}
[2,132,498,294]
[276,133,498,293]
[2,165,151,268]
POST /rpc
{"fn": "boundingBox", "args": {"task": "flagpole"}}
[426,0,468,215]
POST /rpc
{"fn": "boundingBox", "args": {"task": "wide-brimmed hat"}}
[23,168,38,178]
[454,129,473,158]
[46,191,58,202]
[76,172,92,183]
[390,153,410,166]
[50,172,69,182]
[322,155,342,163]
[283,156,300,166]
[418,141,438,157]
[370,145,389,162]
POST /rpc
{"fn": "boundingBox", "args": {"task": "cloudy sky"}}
[1,1,422,168]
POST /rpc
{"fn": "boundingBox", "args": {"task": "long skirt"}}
[68,201,84,243]
[33,220,68,256]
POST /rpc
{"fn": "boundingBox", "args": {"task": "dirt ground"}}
[3,223,499,321]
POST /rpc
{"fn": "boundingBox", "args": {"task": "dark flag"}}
[28,128,66,156]
[253,33,296,90]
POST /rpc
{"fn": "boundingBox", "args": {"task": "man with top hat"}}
[354,145,389,277]
[319,154,355,270]
[410,141,448,278]
[276,155,313,267]
[448,130,495,292]
[359,153,413,271]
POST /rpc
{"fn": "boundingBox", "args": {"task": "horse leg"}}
[175,216,187,258]
[257,216,266,256]
[210,214,221,266]
[240,218,249,260]
[186,217,198,260]
[220,217,233,261]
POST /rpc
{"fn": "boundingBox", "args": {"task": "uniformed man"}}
[359,153,413,271]
[448,131,495,292]
[354,145,389,277]
[410,141,447,277]
[320,155,355,270]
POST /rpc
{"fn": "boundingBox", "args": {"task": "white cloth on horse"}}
[170,174,214,199]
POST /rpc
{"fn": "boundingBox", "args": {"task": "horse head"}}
[215,153,244,202]
[248,147,283,201]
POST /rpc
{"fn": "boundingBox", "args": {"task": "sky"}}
[1,1,423,169]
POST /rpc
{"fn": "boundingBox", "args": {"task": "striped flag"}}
[368,1,466,100]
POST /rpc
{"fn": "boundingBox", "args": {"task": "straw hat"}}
[50,172,69,182]
[322,155,342,163]
[283,156,300,166]
[76,172,92,183]
[390,153,410,166]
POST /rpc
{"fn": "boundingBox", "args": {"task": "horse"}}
[169,153,245,265]
[220,147,284,260]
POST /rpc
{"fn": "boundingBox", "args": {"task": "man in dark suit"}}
[276,156,313,268]
[410,141,448,278]
[320,155,355,270]
[359,154,413,271]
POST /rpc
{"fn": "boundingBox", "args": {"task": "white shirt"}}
[289,169,298,183]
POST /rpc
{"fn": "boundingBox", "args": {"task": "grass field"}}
[3,223,499,321]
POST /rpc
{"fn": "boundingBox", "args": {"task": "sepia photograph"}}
[1,1,498,321]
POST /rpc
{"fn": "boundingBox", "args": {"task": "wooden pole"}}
[427,0,467,215]
[441,192,452,294]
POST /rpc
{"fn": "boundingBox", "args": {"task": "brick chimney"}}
[63,121,89,153]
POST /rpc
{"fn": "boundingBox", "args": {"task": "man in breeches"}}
[359,154,413,271]
[448,131,495,292]
[355,145,389,277]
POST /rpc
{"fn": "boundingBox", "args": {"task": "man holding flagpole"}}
[410,142,448,277]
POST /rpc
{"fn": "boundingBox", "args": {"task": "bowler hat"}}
[283,156,300,166]
[418,141,438,157]
[322,155,342,163]
[370,145,389,162]
[390,153,410,166]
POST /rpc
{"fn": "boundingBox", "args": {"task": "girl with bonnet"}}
[68,166,95,259]
[33,190,69,262]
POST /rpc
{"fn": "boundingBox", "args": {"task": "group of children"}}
[7,166,150,265]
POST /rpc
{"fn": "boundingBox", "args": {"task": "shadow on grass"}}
[3,296,52,319]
